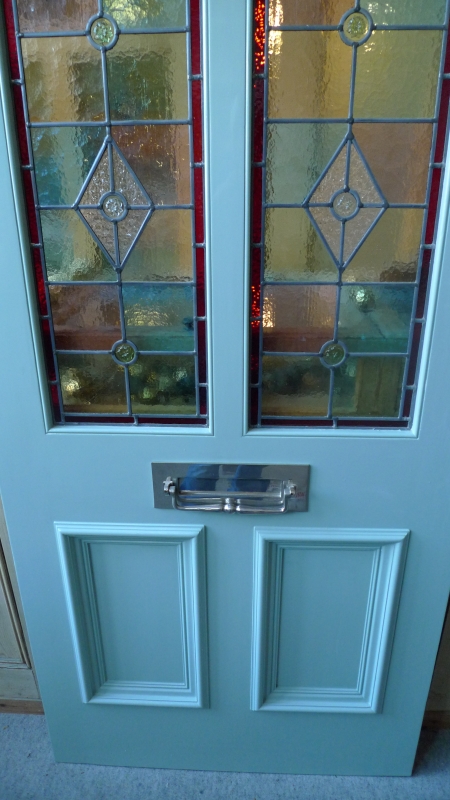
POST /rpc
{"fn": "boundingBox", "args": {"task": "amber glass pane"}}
[264,209,336,282]
[344,210,424,283]
[339,286,415,353]
[31,127,105,206]
[354,32,442,119]
[263,285,336,352]
[41,211,116,282]
[129,355,196,414]
[113,126,190,205]
[266,123,347,204]
[333,357,405,418]
[268,0,350,26]
[268,32,352,119]
[123,210,193,281]
[353,124,433,204]
[58,354,127,413]
[107,34,188,120]
[22,38,104,123]
[262,356,330,417]
[80,210,116,261]
[49,285,121,350]
[369,0,446,26]
[104,0,187,29]
[123,285,194,351]
[17,0,97,31]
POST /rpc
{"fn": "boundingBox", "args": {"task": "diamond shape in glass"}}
[307,140,386,267]
[77,142,152,268]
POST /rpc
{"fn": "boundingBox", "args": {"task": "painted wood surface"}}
[1,0,450,777]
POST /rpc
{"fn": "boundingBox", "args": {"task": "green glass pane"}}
[264,208,337,282]
[268,0,350,25]
[107,34,188,120]
[354,31,442,119]
[266,123,347,204]
[333,357,405,417]
[353,124,433,204]
[22,38,104,123]
[104,0,186,29]
[262,356,330,417]
[268,32,352,119]
[339,285,415,353]
[369,0,446,25]
[129,355,196,413]
[263,285,337,353]
[49,285,121,350]
[123,285,194,350]
[113,126,190,205]
[123,210,193,281]
[343,209,424,282]
[41,210,115,282]
[17,0,98,31]
[32,127,105,206]
[58,354,127,413]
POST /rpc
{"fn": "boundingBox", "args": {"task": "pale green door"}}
[0,0,450,776]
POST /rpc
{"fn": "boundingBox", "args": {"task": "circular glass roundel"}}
[113,342,136,364]
[90,17,115,47]
[321,342,346,367]
[102,193,127,220]
[342,12,370,43]
[332,190,359,220]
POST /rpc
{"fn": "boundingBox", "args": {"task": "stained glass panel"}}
[251,0,450,428]
[6,0,206,426]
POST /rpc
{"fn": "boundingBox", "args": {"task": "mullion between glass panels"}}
[187,0,199,418]
[11,0,66,422]
[256,0,269,427]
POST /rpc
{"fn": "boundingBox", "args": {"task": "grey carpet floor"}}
[0,715,450,800]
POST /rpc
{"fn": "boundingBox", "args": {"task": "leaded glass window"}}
[250,0,450,428]
[5,0,206,426]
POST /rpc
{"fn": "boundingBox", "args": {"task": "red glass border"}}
[250,4,450,430]
[3,0,207,427]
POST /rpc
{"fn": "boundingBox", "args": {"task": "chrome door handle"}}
[163,476,297,513]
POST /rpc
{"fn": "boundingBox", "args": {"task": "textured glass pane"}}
[262,356,330,417]
[369,0,446,25]
[123,285,194,350]
[31,127,105,206]
[22,38,104,123]
[104,0,186,29]
[268,32,352,119]
[263,285,336,352]
[49,285,121,349]
[354,32,442,119]
[344,210,424,282]
[309,208,342,262]
[80,210,116,260]
[353,124,433,204]
[129,355,196,413]
[112,149,148,205]
[123,210,193,281]
[41,211,116,282]
[58,354,127,413]
[118,210,148,262]
[107,34,188,120]
[269,0,350,26]
[266,123,347,204]
[264,208,336,282]
[17,0,97,31]
[339,286,415,353]
[333,357,405,417]
[80,150,110,205]
[343,208,381,262]
[113,126,190,204]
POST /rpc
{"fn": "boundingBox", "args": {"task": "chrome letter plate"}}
[151,464,310,513]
